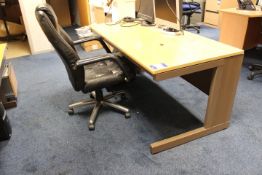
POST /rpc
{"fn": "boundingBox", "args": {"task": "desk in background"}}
[219,8,262,50]
[204,0,257,26]
[0,44,6,85]
[0,43,12,141]
[0,43,17,108]
[91,24,244,154]
[47,0,71,27]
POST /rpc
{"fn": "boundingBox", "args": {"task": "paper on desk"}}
[150,63,168,70]
[75,26,94,38]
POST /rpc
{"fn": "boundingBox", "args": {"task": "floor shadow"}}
[71,75,203,141]
[123,75,203,141]
[0,140,10,152]
[243,48,262,67]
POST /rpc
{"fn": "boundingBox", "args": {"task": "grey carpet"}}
[0,25,262,175]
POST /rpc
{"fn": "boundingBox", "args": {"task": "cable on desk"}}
[120,21,140,27]
[106,17,141,27]
[106,17,156,28]
[166,0,184,35]
[105,19,122,26]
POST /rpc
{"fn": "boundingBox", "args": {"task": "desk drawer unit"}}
[204,11,219,26]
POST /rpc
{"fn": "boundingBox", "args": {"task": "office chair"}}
[35,4,136,130]
[247,64,262,80]
[182,0,201,33]
[0,0,26,41]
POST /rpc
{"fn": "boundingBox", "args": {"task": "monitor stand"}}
[140,20,156,26]
[162,27,179,32]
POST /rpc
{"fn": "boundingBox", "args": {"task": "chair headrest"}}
[35,3,58,29]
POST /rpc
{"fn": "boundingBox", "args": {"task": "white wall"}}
[19,0,53,54]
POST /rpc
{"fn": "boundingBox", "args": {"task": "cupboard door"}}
[204,11,219,26]
[48,0,72,27]
[205,0,220,12]
[77,0,91,26]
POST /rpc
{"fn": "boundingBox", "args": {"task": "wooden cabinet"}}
[204,0,256,26]
[48,0,72,27]
[205,0,220,12]
[204,0,223,26]
[77,0,91,26]
[0,63,18,109]
[204,11,219,26]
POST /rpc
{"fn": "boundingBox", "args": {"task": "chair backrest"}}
[35,3,84,91]
[182,1,201,13]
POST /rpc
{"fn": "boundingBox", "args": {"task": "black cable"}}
[165,0,184,35]
[104,0,113,20]
[106,18,141,27]
[105,19,122,26]
[105,0,152,28]
[120,21,140,27]
[136,0,142,17]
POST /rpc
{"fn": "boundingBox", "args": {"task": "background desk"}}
[0,43,12,141]
[91,24,244,154]
[0,43,17,108]
[0,44,6,84]
[219,8,262,50]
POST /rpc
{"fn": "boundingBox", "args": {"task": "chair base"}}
[182,12,201,34]
[247,64,262,80]
[68,90,130,130]
[182,25,200,34]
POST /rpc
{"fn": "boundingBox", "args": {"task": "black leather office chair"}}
[247,64,262,80]
[35,4,135,130]
[182,0,201,33]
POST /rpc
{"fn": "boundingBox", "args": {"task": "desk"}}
[47,0,71,27]
[0,43,11,142]
[91,24,244,154]
[219,8,262,50]
[0,43,17,107]
[0,43,8,105]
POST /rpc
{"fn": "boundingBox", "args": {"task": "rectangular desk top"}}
[220,8,262,17]
[91,24,243,75]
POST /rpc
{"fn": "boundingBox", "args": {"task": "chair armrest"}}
[73,35,101,45]
[75,53,132,81]
[75,54,114,66]
[73,35,111,53]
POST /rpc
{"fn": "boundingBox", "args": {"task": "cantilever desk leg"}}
[150,55,243,154]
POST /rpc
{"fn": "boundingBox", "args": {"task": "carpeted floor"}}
[0,25,262,175]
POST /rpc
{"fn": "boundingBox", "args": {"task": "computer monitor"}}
[155,0,182,30]
[136,0,155,25]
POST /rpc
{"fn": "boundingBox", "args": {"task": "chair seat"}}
[183,9,201,15]
[84,60,125,91]
[182,3,201,11]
